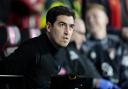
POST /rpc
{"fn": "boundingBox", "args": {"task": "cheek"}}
[53,27,63,35]
[54,30,63,40]
[70,30,74,37]
[96,18,102,24]
[50,30,60,40]
[78,36,82,42]
[98,17,107,25]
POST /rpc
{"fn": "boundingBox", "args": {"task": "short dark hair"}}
[46,6,75,25]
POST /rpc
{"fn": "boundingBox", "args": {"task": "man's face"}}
[47,15,75,47]
[86,8,108,34]
[74,19,86,49]
[75,28,86,48]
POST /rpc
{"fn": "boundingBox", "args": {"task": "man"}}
[65,18,120,89]
[66,18,101,77]
[81,3,123,87]
[0,6,75,89]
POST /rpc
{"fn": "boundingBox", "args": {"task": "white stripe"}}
[0,75,23,77]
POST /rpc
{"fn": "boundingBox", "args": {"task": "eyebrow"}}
[57,21,75,26]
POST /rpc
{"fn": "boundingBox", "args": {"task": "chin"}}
[60,43,69,47]
[60,45,67,47]
[55,43,67,48]
[56,41,70,48]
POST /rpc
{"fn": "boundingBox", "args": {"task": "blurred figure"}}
[81,3,123,86]
[65,18,120,89]
[71,18,86,50]
[66,18,101,77]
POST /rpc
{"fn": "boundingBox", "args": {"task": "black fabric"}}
[0,26,7,49]
[0,32,63,89]
[50,75,93,89]
[66,42,101,78]
[0,32,93,89]
[81,35,123,84]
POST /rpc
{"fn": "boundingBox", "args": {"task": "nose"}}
[82,35,86,42]
[64,25,70,35]
[89,17,94,24]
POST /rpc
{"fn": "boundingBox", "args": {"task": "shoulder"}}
[13,33,48,55]
[107,34,121,42]
[81,40,96,53]
[107,34,122,47]
[20,36,41,48]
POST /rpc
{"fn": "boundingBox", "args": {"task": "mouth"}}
[64,36,69,39]
[63,37,69,42]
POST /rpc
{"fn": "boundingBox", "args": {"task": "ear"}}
[46,22,52,32]
[105,15,109,25]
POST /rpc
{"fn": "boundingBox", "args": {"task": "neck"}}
[46,32,61,50]
[93,31,107,40]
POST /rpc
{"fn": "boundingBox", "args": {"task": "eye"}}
[59,22,67,29]
[70,24,75,29]
[60,23,65,27]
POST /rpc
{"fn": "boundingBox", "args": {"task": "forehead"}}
[86,8,106,15]
[77,28,85,34]
[56,15,74,24]
[75,20,85,33]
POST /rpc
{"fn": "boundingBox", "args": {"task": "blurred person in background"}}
[64,18,120,89]
[66,18,101,78]
[81,3,124,88]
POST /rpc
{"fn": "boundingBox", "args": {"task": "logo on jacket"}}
[69,50,79,61]
[101,62,114,77]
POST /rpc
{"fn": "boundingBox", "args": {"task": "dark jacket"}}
[81,34,123,84]
[66,42,101,78]
[0,32,93,89]
[0,32,69,89]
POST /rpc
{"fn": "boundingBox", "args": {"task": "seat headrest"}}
[6,26,21,47]
[21,28,41,42]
